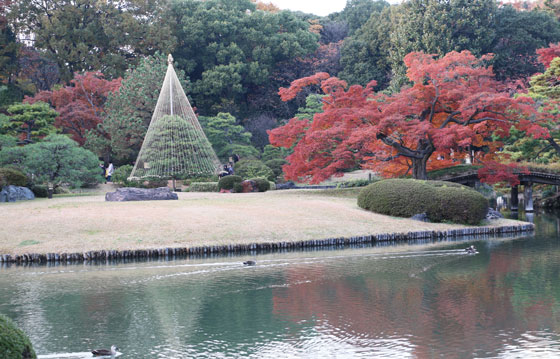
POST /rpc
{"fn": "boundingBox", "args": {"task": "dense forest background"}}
[2,0,560,181]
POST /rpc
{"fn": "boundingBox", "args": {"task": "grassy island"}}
[0,188,527,257]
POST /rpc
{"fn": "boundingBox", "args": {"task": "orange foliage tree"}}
[26,72,121,145]
[536,42,560,68]
[269,51,549,183]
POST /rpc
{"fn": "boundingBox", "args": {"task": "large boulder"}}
[486,208,504,220]
[0,186,35,203]
[105,187,178,201]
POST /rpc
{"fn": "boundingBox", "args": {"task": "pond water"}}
[2,214,560,358]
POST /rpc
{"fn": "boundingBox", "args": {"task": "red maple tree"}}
[536,42,560,68]
[26,72,121,145]
[269,50,549,183]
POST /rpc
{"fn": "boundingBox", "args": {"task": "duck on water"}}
[92,345,119,357]
[465,245,479,254]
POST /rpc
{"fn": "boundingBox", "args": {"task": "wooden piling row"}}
[0,223,534,265]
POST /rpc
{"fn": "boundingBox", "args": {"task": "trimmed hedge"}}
[249,178,271,192]
[218,175,242,191]
[0,314,36,359]
[0,168,28,188]
[427,185,489,225]
[357,179,488,225]
[188,182,218,192]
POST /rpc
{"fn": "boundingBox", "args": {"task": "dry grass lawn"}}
[0,188,523,255]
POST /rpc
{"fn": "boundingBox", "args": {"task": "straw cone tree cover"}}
[128,55,220,180]
[268,51,550,183]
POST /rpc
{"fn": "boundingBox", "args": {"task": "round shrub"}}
[234,159,274,181]
[30,185,48,198]
[357,179,488,225]
[250,177,271,192]
[0,168,28,188]
[0,314,36,359]
[218,175,242,190]
[426,186,489,225]
[358,179,435,218]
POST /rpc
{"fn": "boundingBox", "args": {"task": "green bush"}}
[0,314,36,359]
[183,175,219,185]
[337,178,377,188]
[427,186,489,225]
[357,179,488,225]
[111,164,133,185]
[218,175,242,190]
[234,159,274,181]
[0,168,28,188]
[264,159,287,181]
[30,185,48,198]
[233,181,243,193]
[249,177,271,192]
[188,182,218,192]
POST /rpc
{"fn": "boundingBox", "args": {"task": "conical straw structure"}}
[129,55,220,180]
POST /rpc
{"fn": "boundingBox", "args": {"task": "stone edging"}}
[0,223,534,265]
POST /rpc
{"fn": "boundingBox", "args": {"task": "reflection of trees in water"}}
[271,230,560,357]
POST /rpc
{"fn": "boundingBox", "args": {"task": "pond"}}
[1,214,560,358]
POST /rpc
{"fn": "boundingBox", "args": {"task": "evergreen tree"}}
[138,115,217,179]
[87,53,188,164]
[2,102,58,144]
[21,134,102,195]
[10,0,176,81]
[198,112,259,160]
[169,0,318,115]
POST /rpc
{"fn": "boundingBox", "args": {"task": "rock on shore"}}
[105,187,178,201]
[0,186,35,202]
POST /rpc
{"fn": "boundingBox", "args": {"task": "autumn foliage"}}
[269,50,549,183]
[477,161,530,186]
[536,42,560,68]
[26,72,121,145]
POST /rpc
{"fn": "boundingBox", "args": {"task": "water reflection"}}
[1,215,560,358]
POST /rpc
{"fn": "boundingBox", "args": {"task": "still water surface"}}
[2,214,560,358]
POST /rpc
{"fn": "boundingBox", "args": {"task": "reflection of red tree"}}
[271,250,560,357]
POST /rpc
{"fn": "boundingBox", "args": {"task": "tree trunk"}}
[411,139,433,180]
[547,137,560,156]
[412,156,428,180]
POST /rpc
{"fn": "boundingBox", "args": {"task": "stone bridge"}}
[433,169,560,212]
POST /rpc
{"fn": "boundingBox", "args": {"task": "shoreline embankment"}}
[0,223,534,265]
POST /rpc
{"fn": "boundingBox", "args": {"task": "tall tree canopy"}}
[269,51,548,183]
[27,72,121,145]
[9,0,176,81]
[0,0,18,84]
[169,0,319,115]
[339,6,393,88]
[333,0,389,35]
[340,0,560,91]
[86,53,187,164]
